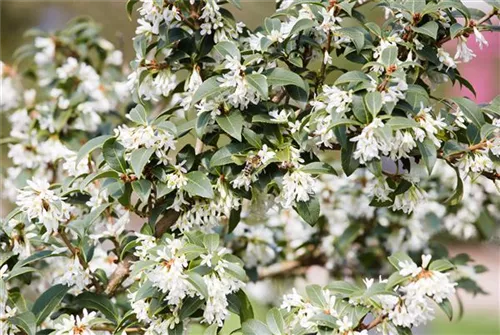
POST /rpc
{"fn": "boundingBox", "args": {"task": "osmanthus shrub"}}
[0,1,499,335]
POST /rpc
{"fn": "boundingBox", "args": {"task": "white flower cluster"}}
[174,178,240,232]
[115,124,176,164]
[15,179,73,240]
[279,170,317,208]
[199,0,244,42]
[53,308,98,335]
[384,255,456,328]
[0,62,20,112]
[130,234,246,329]
[311,85,353,115]
[278,254,456,334]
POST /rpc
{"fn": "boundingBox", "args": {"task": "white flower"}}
[57,256,92,293]
[473,27,488,49]
[415,104,446,147]
[336,316,353,332]
[165,161,188,189]
[231,173,255,191]
[351,118,387,164]
[312,85,353,115]
[392,186,427,214]
[454,36,475,63]
[390,130,417,159]
[421,254,432,269]
[34,37,55,65]
[16,179,72,239]
[437,48,456,70]
[398,260,422,277]
[153,69,177,97]
[53,309,97,335]
[279,170,316,208]
[257,144,276,165]
[269,109,290,123]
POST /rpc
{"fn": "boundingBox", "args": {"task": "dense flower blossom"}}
[16,179,72,239]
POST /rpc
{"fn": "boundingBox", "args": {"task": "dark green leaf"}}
[32,284,71,325]
[103,138,127,173]
[130,147,155,178]
[185,171,214,199]
[216,111,244,141]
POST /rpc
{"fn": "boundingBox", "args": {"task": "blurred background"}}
[1,1,498,334]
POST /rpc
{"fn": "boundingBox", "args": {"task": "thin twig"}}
[58,228,103,293]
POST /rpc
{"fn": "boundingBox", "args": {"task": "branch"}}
[437,8,499,46]
[105,254,135,296]
[58,228,103,294]
[258,260,301,280]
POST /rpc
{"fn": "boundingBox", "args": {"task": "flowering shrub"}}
[1,1,499,335]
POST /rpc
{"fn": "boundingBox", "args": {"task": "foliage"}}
[0,1,499,335]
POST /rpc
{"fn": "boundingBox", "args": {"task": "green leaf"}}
[445,167,464,206]
[352,94,369,123]
[242,128,262,148]
[80,170,120,190]
[192,77,226,105]
[246,73,268,98]
[336,223,362,251]
[406,85,430,111]
[103,138,127,173]
[132,179,152,203]
[9,311,36,335]
[386,272,407,289]
[417,138,437,174]
[451,97,485,127]
[387,116,419,130]
[227,290,254,322]
[264,18,281,34]
[75,292,119,323]
[364,91,383,117]
[266,308,284,335]
[76,135,112,166]
[339,27,365,52]
[216,111,244,141]
[185,171,214,199]
[405,0,426,13]
[128,104,148,125]
[335,71,371,85]
[341,140,360,176]
[16,250,53,268]
[388,252,413,271]
[438,299,453,321]
[365,22,381,36]
[242,320,272,335]
[412,21,439,39]
[380,46,398,66]
[265,68,307,91]
[6,266,37,280]
[326,281,360,295]
[203,234,220,252]
[289,18,315,36]
[126,0,139,20]
[294,196,320,226]
[180,297,205,319]
[32,284,71,325]
[209,143,248,168]
[450,23,464,39]
[306,284,327,308]
[130,147,155,178]
[187,272,209,298]
[204,324,219,335]
[301,162,336,175]
[429,259,455,272]
[214,41,240,60]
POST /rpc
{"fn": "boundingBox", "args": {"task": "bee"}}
[243,155,262,177]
